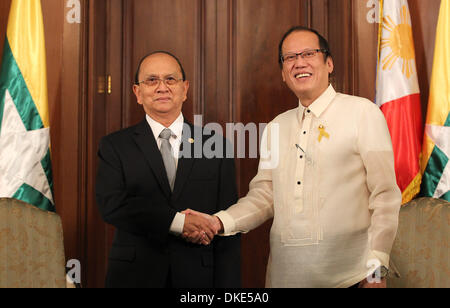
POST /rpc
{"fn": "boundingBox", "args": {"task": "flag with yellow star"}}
[420,0,450,202]
[0,0,55,211]
[375,0,423,205]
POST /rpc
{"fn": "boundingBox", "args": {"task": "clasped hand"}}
[181,209,222,245]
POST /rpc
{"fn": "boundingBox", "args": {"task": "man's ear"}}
[182,80,190,101]
[281,70,287,83]
[133,84,143,105]
[327,57,334,75]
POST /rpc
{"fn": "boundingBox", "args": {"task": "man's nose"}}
[156,80,170,92]
[293,55,308,67]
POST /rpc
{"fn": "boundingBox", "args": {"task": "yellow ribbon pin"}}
[318,125,330,142]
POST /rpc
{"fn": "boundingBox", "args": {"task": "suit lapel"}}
[172,121,197,201]
[132,120,172,198]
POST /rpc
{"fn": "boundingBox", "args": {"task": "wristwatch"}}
[376,266,389,279]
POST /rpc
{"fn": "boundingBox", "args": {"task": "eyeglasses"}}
[136,76,184,87]
[281,49,328,64]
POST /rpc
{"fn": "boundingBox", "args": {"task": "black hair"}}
[134,50,186,84]
[278,26,332,68]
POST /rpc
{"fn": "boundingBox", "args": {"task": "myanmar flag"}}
[420,0,450,202]
[376,0,423,205]
[0,0,55,211]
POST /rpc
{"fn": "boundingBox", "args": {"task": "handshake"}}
[181,209,224,245]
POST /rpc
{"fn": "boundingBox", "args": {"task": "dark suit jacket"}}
[96,119,241,288]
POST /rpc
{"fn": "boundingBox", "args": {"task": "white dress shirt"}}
[146,113,185,235]
[216,85,401,287]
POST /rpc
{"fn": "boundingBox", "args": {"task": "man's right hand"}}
[182,212,217,245]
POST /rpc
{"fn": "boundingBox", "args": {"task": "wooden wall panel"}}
[124,0,203,127]
[309,0,328,37]
[235,0,302,124]
[203,0,233,125]
[353,0,379,101]
[409,0,441,119]
[85,0,127,288]
[327,0,355,94]
[85,0,109,288]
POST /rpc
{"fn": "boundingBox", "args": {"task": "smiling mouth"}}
[295,73,312,79]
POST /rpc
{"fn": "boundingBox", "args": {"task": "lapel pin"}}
[188,138,195,144]
[318,125,330,142]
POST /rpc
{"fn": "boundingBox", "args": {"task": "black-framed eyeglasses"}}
[136,76,184,87]
[281,49,328,64]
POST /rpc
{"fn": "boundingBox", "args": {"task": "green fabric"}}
[12,183,55,212]
[41,149,54,197]
[1,38,54,211]
[421,145,449,201]
[442,190,450,202]
[0,38,43,132]
[445,112,450,127]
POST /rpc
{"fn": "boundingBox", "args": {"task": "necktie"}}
[159,128,176,191]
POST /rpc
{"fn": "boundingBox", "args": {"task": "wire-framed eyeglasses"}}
[281,49,328,64]
[136,76,184,87]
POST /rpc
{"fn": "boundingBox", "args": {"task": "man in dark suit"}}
[95,51,241,288]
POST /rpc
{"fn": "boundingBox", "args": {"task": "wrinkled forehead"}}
[282,30,320,53]
[140,53,183,77]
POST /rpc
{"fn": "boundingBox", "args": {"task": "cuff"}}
[169,212,185,235]
[215,210,238,236]
[369,250,389,268]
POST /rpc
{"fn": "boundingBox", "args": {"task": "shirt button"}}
[300,155,303,159]
[303,131,307,135]
[307,110,311,113]
[297,181,301,185]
